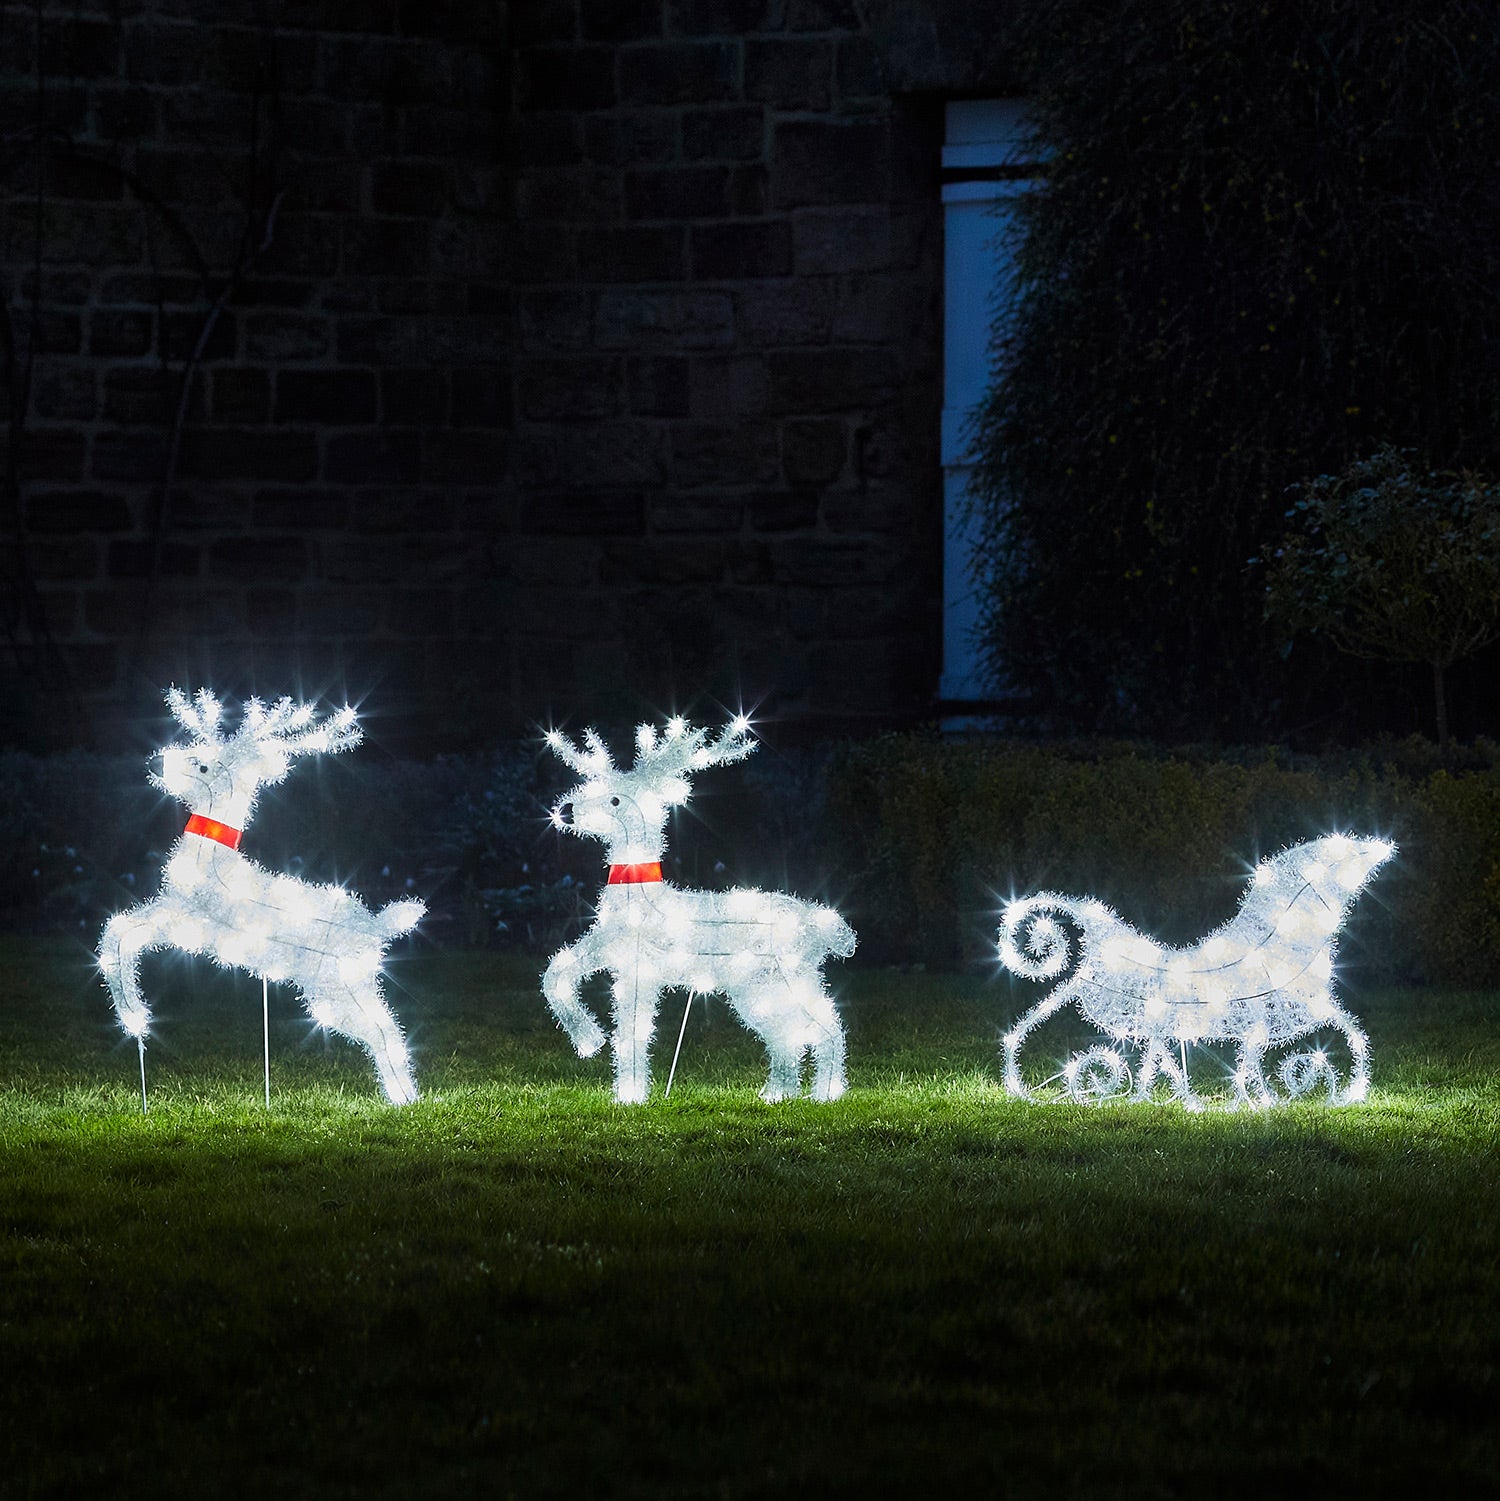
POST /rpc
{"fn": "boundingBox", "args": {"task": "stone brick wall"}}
[507,0,948,737]
[1,1,509,749]
[2,0,1012,750]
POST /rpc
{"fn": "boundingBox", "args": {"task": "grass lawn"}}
[2,933,1498,1497]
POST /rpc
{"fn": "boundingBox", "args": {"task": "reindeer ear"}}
[661,776,691,806]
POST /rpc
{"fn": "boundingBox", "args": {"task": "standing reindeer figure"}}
[541,715,855,1103]
[98,688,423,1105]
[998,834,1394,1108]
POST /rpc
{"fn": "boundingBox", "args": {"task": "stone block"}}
[174,427,319,482]
[748,491,820,531]
[244,312,331,362]
[341,219,433,277]
[512,0,580,45]
[581,0,663,39]
[772,118,889,208]
[619,42,738,105]
[337,314,508,364]
[27,539,99,581]
[519,356,625,420]
[781,417,846,484]
[520,289,592,352]
[691,219,792,279]
[734,278,832,346]
[626,356,690,417]
[583,109,679,165]
[521,494,645,535]
[451,367,509,426]
[670,421,779,486]
[730,164,769,214]
[787,0,859,26]
[324,431,422,483]
[89,309,154,357]
[519,165,624,223]
[210,368,271,423]
[689,355,769,417]
[103,369,185,426]
[276,370,379,423]
[835,33,885,99]
[575,224,686,283]
[259,214,341,277]
[107,540,201,578]
[320,36,453,105]
[745,38,833,109]
[683,106,765,162]
[352,489,456,532]
[793,209,892,275]
[595,289,732,350]
[26,490,133,533]
[245,589,300,637]
[40,17,120,79]
[626,166,731,221]
[32,369,95,422]
[208,537,309,582]
[90,432,164,483]
[766,347,895,413]
[651,495,744,533]
[770,536,899,585]
[516,111,583,168]
[370,158,451,216]
[252,490,350,529]
[518,46,616,110]
[423,431,510,484]
[666,0,777,31]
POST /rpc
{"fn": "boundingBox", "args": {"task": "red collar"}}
[185,813,242,851]
[607,861,663,885]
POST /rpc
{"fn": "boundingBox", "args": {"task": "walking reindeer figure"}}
[99,688,423,1105]
[998,834,1394,1108]
[541,716,856,1103]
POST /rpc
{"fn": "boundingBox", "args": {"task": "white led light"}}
[541,716,855,1103]
[98,688,423,1105]
[998,834,1394,1108]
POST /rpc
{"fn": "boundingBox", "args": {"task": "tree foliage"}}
[1263,448,1500,747]
[969,0,1500,738]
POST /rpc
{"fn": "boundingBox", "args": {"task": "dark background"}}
[1,1,1027,754]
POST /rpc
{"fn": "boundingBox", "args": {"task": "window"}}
[940,99,1041,718]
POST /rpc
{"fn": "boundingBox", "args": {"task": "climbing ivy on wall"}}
[968,0,1500,739]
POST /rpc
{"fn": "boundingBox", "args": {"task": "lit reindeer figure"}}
[542,716,855,1103]
[999,834,1394,1108]
[98,688,423,1105]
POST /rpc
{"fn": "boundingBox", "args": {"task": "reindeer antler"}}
[631,715,756,778]
[240,698,361,756]
[545,727,616,776]
[165,686,226,743]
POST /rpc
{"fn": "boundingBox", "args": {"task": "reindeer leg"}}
[809,1005,846,1103]
[541,938,607,1058]
[1134,1040,1164,1100]
[99,905,164,1039]
[306,977,418,1106]
[609,968,658,1104]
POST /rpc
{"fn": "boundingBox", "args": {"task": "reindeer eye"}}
[610,796,621,807]
[195,761,207,773]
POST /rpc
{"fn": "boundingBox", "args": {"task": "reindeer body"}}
[542,717,854,1103]
[998,834,1394,1108]
[98,689,422,1106]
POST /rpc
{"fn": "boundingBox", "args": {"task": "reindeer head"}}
[153,688,362,829]
[546,715,754,864]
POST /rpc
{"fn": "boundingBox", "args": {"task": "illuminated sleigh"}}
[998,834,1394,1108]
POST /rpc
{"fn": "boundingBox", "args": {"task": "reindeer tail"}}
[378,897,425,937]
[823,910,857,960]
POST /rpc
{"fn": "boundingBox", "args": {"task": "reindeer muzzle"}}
[550,799,574,831]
